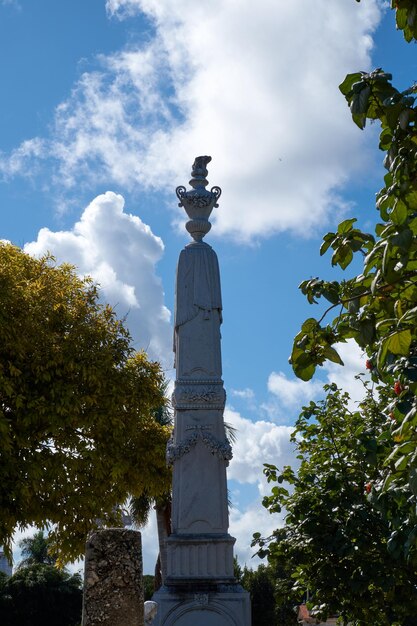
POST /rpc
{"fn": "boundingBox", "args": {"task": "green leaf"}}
[337,218,357,234]
[323,346,344,366]
[350,86,371,120]
[320,238,333,256]
[409,468,417,496]
[301,318,320,333]
[332,245,353,270]
[397,7,408,30]
[390,200,408,225]
[292,353,316,382]
[399,305,417,324]
[357,318,375,347]
[339,72,363,96]
[390,228,413,250]
[382,329,412,356]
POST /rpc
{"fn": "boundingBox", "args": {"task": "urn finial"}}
[176,156,222,242]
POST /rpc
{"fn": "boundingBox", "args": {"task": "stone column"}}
[152,157,251,626]
[82,528,144,626]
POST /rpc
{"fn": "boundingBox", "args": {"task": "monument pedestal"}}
[152,583,251,626]
[152,157,250,625]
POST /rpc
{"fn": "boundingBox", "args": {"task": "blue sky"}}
[1,0,415,572]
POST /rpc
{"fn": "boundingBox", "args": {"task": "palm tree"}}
[18,530,56,568]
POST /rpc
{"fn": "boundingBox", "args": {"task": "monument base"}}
[165,533,235,581]
[151,582,251,626]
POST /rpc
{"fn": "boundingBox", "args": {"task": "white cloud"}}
[0,138,44,179]
[230,501,284,568]
[105,0,141,18]
[324,339,369,405]
[267,371,323,409]
[226,407,297,565]
[226,408,296,486]
[264,339,370,419]
[1,0,383,241]
[224,342,371,565]
[230,388,255,400]
[24,191,172,368]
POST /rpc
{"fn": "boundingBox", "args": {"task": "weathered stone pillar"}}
[82,528,144,626]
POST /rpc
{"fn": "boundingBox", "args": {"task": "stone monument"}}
[152,157,251,626]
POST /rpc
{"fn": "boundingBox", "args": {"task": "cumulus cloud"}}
[0,0,383,241]
[324,339,369,404]
[225,407,297,564]
[230,502,284,567]
[264,339,370,419]
[267,372,323,409]
[24,192,172,368]
[226,408,295,486]
[224,342,370,564]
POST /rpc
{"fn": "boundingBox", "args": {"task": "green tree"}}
[0,563,82,626]
[255,5,417,623]
[17,530,56,568]
[240,563,297,626]
[0,243,171,564]
[241,564,276,626]
[254,384,417,625]
[286,0,417,577]
[143,574,155,601]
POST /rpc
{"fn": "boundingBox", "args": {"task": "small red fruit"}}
[365,482,372,494]
[365,359,373,370]
[394,381,403,396]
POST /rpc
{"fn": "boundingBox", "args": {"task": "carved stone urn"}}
[176,155,222,242]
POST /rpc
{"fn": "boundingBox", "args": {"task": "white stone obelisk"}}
[152,157,251,626]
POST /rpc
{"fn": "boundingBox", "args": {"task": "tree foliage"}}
[288,1,417,563]
[0,563,82,626]
[257,3,417,624]
[235,559,297,626]
[17,530,56,568]
[254,384,417,625]
[238,562,297,626]
[0,243,171,563]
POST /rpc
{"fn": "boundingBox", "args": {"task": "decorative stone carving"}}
[194,593,209,606]
[176,155,222,243]
[166,429,233,466]
[172,381,226,410]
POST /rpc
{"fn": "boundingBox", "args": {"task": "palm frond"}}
[129,494,153,527]
[224,421,237,444]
